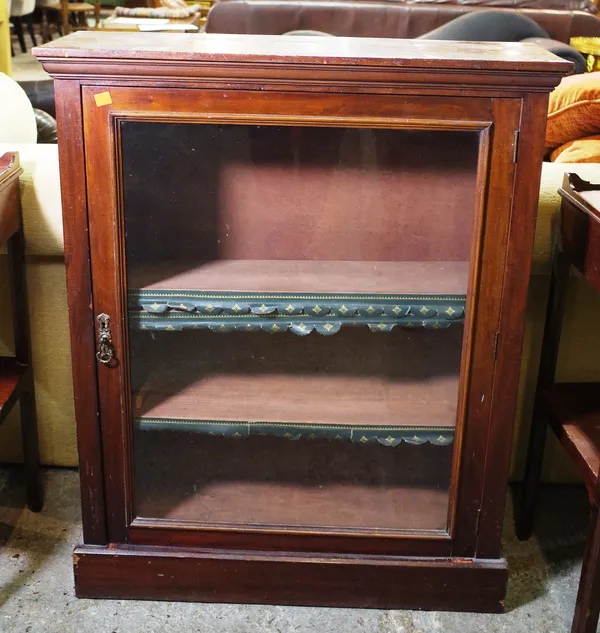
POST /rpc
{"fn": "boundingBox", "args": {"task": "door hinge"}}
[475,508,482,536]
[512,129,520,163]
[492,331,500,361]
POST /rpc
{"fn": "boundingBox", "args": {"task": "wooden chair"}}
[37,0,63,42]
[62,0,100,34]
[9,0,37,54]
[519,173,600,633]
[0,152,43,513]
[38,0,99,38]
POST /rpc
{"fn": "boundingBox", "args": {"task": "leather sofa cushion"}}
[205,1,600,41]
[521,36,586,72]
[404,0,596,15]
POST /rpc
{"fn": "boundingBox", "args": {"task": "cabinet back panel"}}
[121,122,480,267]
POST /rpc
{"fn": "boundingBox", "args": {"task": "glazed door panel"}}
[82,86,519,555]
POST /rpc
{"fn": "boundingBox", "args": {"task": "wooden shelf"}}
[0,357,26,424]
[542,383,600,490]
[131,327,462,437]
[133,433,452,531]
[129,260,470,296]
[134,372,458,433]
[128,260,468,333]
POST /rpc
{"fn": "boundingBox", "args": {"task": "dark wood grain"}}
[34,35,566,608]
[475,93,550,559]
[80,83,130,544]
[450,99,519,557]
[7,229,43,512]
[53,80,107,543]
[128,523,453,557]
[73,542,508,612]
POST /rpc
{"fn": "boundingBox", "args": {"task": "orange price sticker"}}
[94,91,113,107]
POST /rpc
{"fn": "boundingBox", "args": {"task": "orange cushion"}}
[546,73,600,149]
[550,135,600,162]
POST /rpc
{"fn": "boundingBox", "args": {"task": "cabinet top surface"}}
[34,32,568,73]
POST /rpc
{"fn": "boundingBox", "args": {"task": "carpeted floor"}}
[0,468,591,632]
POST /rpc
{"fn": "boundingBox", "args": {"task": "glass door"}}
[121,121,479,534]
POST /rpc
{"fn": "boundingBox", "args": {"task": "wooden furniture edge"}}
[32,34,568,92]
[73,543,508,611]
[0,153,22,191]
[0,151,24,422]
[54,79,107,543]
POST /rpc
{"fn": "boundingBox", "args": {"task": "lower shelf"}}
[0,356,26,423]
[135,418,453,446]
[133,432,453,531]
[131,327,463,431]
[543,382,600,487]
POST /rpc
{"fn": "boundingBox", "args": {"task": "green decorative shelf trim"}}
[130,313,461,333]
[134,418,455,446]
[128,290,465,333]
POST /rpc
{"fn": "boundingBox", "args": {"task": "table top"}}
[560,172,600,222]
[34,32,569,72]
[99,12,202,33]
[559,172,600,296]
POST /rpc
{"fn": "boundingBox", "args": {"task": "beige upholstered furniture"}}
[0,75,37,144]
[0,143,597,483]
[0,143,75,467]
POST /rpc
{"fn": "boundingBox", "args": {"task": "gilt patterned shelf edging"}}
[128,290,466,334]
[134,418,455,446]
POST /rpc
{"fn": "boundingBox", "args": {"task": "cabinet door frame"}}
[81,85,520,557]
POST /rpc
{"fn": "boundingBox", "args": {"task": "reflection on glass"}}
[122,122,480,533]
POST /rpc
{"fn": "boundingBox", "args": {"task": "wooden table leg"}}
[517,242,570,540]
[518,406,549,540]
[7,229,43,512]
[13,17,26,54]
[572,504,600,633]
[25,14,37,48]
[20,382,42,512]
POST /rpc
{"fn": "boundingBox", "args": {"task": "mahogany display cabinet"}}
[34,32,568,610]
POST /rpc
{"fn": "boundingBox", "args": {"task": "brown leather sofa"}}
[205,1,600,42]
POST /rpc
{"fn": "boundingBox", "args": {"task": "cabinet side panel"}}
[477,93,550,558]
[54,79,107,545]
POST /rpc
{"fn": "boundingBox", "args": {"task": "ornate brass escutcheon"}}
[96,313,114,365]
